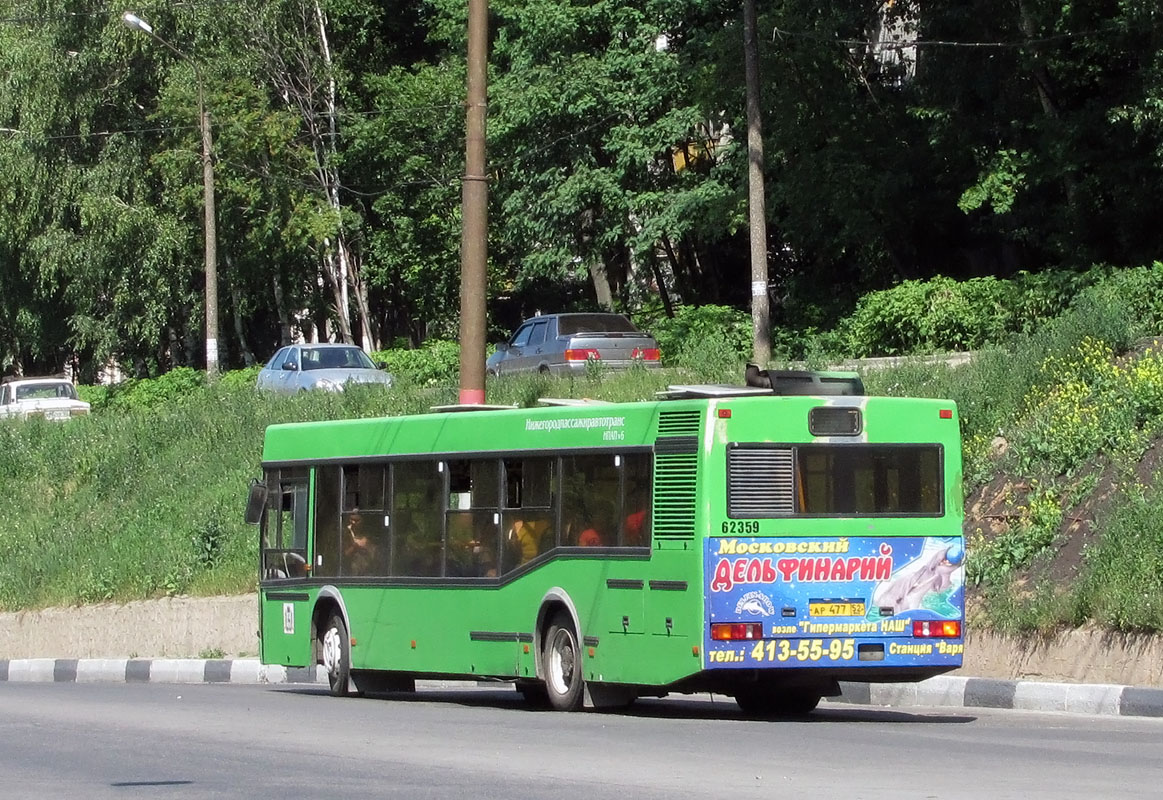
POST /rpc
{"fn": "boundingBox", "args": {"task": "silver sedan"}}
[256,344,393,394]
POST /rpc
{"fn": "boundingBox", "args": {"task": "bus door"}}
[261,472,309,580]
[258,468,311,667]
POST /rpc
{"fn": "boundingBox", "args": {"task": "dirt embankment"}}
[2,595,1162,687]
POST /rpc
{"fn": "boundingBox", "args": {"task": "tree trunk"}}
[251,0,373,346]
[313,0,374,347]
[649,256,675,318]
[1017,0,1079,209]
[744,0,771,365]
[272,274,292,346]
[587,259,615,310]
[230,280,255,367]
[321,250,352,343]
[659,235,690,304]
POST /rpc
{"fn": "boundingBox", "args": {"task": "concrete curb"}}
[832,675,1163,718]
[2,658,1161,718]
[0,657,325,686]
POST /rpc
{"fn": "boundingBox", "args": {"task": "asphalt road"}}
[2,682,1161,799]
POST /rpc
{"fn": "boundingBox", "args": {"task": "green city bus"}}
[248,368,964,715]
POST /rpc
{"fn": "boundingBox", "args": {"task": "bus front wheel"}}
[542,613,584,711]
[321,612,354,697]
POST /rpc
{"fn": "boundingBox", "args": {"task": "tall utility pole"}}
[458,0,489,405]
[743,0,771,367]
[122,12,219,378]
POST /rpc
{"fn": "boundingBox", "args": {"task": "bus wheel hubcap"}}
[549,631,575,694]
[322,627,342,676]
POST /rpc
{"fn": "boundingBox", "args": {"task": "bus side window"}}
[561,454,618,547]
[444,459,500,578]
[261,468,309,580]
[340,464,388,577]
[313,467,342,577]
[391,461,444,577]
[621,452,652,547]
[500,457,555,573]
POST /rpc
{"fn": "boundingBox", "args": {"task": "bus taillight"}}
[913,620,961,638]
[565,348,601,362]
[710,623,764,641]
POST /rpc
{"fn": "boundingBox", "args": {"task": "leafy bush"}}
[372,339,460,386]
[770,326,846,363]
[839,276,1019,356]
[1091,261,1163,339]
[832,268,1124,359]
[218,365,261,391]
[645,304,751,367]
[76,384,110,407]
[95,367,207,412]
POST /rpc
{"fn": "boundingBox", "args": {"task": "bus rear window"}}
[728,444,943,517]
[797,445,941,515]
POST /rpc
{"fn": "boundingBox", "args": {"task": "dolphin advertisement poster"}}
[703,536,965,670]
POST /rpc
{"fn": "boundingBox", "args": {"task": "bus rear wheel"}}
[735,688,821,718]
[542,613,584,711]
[321,612,354,697]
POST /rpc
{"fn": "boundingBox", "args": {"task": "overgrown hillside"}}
[5,265,1163,635]
[0,365,687,612]
[860,267,1163,635]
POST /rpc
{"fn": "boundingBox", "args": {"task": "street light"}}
[122,11,219,378]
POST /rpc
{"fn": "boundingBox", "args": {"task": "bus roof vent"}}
[657,368,865,400]
[745,364,865,396]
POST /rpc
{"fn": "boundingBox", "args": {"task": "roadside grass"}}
[1072,487,1163,632]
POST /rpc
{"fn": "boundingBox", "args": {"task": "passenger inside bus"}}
[623,480,650,547]
[561,517,604,547]
[342,511,378,575]
[507,516,552,563]
[447,511,501,577]
[578,526,603,546]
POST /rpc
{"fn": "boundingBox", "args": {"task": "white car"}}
[256,344,394,394]
[0,377,91,421]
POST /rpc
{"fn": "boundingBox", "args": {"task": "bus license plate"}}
[809,602,865,617]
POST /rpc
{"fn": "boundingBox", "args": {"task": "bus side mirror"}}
[245,479,268,525]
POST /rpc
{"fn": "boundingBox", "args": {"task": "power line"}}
[772,24,1136,52]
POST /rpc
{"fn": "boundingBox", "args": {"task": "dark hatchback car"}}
[486,313,661,376]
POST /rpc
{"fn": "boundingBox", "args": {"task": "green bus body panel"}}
[258,394,964,689]
[262,403,661,463]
